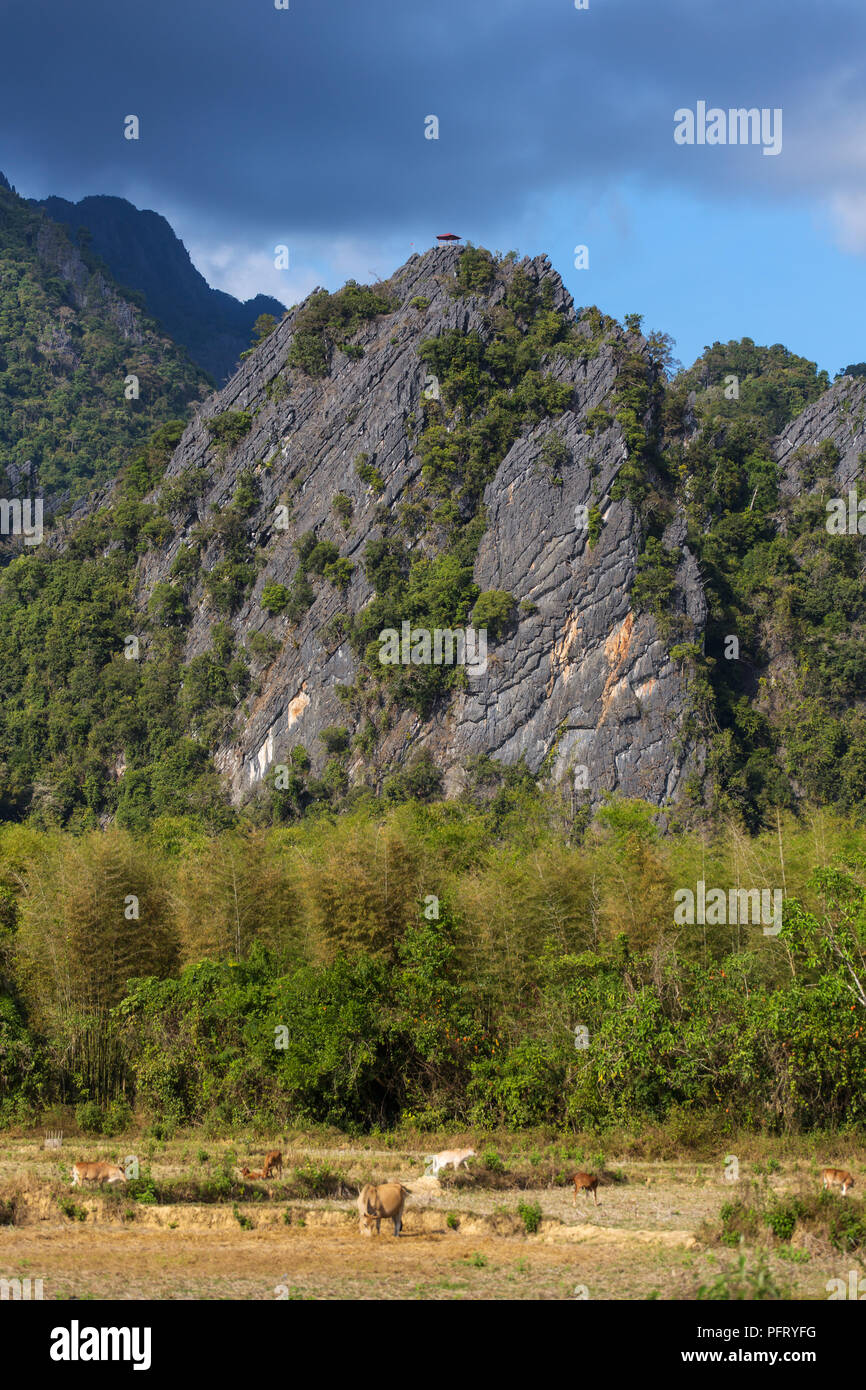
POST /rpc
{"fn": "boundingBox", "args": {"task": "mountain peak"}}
[124,242,694,811]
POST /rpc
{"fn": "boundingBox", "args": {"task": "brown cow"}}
[262,1150,283,1179]
[821,1168,855,1196]
[572,1172,599,1207]
[71,1161,126,1188]
[357,1182,411,1237]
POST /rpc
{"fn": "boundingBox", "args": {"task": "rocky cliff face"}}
[757,372,866,708]
[132,245,705,809]
[775,373,866,497]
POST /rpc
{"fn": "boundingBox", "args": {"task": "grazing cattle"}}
[426,1148,476,1177]
[262,1150,283,1179]
[821,1168,855,1196]
[71,1161,126,1188]
[572,1172,599,1207]
[357,1183,411,1237]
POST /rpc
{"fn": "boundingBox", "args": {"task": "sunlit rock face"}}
[136,246,707,807]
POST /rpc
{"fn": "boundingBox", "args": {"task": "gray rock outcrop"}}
[135,246,707,808]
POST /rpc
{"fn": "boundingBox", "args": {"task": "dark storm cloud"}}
[2,0,865,245]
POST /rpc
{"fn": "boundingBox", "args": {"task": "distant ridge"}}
[32,190,286,385]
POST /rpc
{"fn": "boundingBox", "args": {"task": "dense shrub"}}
[205,411,253,451]
[287,282,393,378]
[472,590,515,641]
[261,583,290,615]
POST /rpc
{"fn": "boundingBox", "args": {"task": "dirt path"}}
[0,1219,706,1300]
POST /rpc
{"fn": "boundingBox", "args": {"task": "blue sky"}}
[2,0,865,375]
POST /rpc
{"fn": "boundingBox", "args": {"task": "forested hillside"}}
[0,175,210,502]
[658,342,866,826]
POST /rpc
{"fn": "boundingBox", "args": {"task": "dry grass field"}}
[1,1131,863,1300]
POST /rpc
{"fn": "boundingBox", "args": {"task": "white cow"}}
[424,1148,476,1177]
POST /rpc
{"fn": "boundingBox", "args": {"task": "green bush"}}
[354,454,384,492]
[287,282,392,378]
[540,430,569,481]
[102,1098,133,1137]
[323,557,354,591]
[630,539,678,621]
[292,1162,348,1197]
[285,574,314,623]
[584,406,612,435]
[472,590,515,641]
[149,581,189,628]
[249,631,281,660]
[719,1198,757,1239]
[240,313,277,359]
[58,1197,88,1222]
[319,727,350,755]
[332,493,353,527]
[307,541,340,576]
[517,1199,543,1234]
[382,749,443,803]
[764,1199,800,1242]
[454,245,496,296]
[205,411,253,451]
[75,1101,103,1135]
[261,583,290,615]
[697,1254,788,1301]
[829,1204,866,1253]
[322,612,353,648]
[469,1041,564,1129]
[203,559,255,614]
[288,330,329,377]
[126,1176,158,1205]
